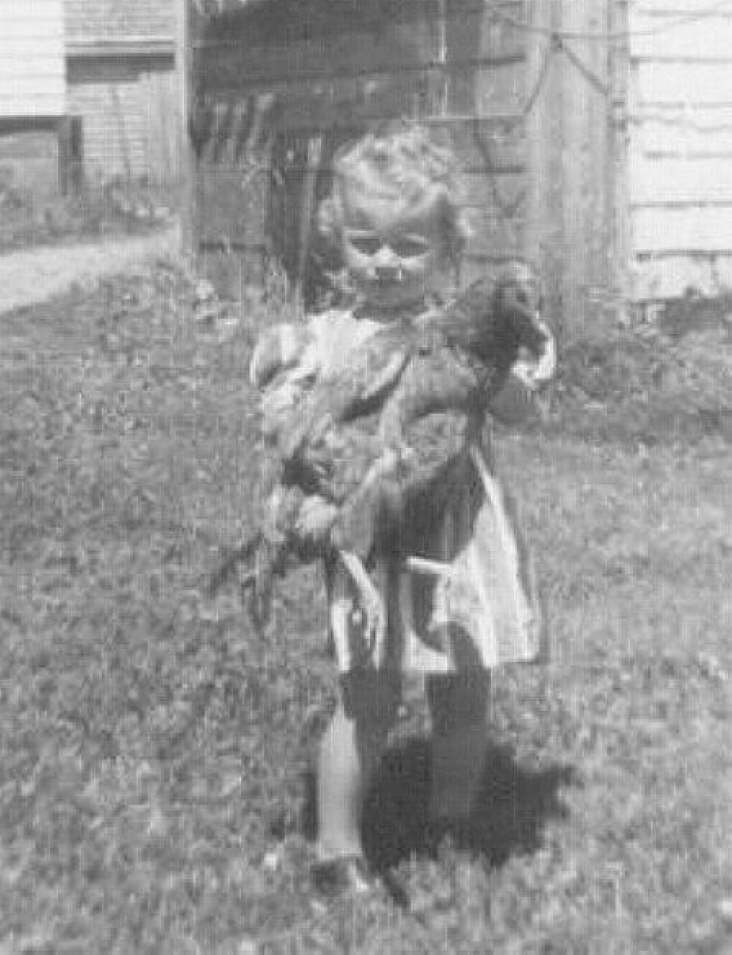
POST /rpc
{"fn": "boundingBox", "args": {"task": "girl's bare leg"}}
[427,669,491,820]
[315,670,399,862]
[315,562,399,867]
[316,699,367,860]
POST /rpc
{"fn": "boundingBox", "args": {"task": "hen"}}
[211,265,554,646]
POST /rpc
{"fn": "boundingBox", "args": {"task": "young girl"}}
[249,120,553,896]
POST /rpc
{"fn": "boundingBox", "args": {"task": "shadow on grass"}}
[300,736,575,874]
[363,738,575,873]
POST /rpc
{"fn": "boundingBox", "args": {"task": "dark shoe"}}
[311,854,374,897]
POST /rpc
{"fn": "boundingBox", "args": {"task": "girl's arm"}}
[249,323,313,389]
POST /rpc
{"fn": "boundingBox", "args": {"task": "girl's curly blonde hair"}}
[317,119,471,273]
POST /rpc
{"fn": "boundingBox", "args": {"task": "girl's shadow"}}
[357,736,575,872]
[298,736,575,897]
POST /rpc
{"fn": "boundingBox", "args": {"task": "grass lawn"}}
[0,267,730,953]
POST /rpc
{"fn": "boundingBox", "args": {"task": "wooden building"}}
[187,1,732,328]
[184,0,631,335]
[0,0,67,199]
[628,0,732,303]
[65,0,179,187]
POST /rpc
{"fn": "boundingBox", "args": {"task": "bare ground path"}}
[0,224,180,314]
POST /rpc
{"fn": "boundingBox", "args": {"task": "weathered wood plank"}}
[638,110,732,155]
[435,117,526,171]
[462,205,525,257]
[200,30,523,94]
[0,66,66,81]
[525,0,563,316]
[199,167,269,243]
[633,1,732,13]
[0,17,64,39]
[633,205,732,251]
[636,61,732,104]
[630,12,732,58]
[632,252,732,299]
[194,102,527,170]
[0,40,66,58]
[0,0,65,117]
[631,156,732,202]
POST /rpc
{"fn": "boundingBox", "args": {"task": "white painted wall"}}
[0,0,66,118]
[629,1,732,299]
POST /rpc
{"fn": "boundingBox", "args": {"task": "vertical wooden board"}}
[584,1,611,304]
[525,0,564,329]
[444,3,525,112]
[463,206,525,259]
[474,60,527,116]
[142,72,179,188]
[199,166,268,243]
[434,117,526,173]
[608,0,631,317]
[556,0,613,336]
[179,0,196,258]
[462,171,525,217]
[559,5,588,334]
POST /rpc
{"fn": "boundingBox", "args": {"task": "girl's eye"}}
[391,239,429,258]
[349,236,382,255]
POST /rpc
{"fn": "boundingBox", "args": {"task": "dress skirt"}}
[327,437,547,676]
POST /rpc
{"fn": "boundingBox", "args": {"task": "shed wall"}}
[0,0,66,118]
[189,0,627,336]
[629,1,732,299]
[67,55,178,185]
[192,1,532,300]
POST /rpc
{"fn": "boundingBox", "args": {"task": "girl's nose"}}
[373,245,400,281]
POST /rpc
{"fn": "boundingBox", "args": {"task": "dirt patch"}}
[0,224,179,315]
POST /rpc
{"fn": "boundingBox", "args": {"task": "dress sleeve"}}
[249,323,313,389]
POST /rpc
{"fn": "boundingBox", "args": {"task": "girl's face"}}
[339,187,445,311]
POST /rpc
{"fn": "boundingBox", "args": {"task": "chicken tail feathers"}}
[208,533,288,633]
[207,532,264,597]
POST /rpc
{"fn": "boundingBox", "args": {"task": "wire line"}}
[493,0,732,44]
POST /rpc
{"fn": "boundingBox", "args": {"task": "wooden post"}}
[295,134,323,304]
[609,0,631,324]
[176,0,196,260]
[525,0,564,338]
[559,0,589,340]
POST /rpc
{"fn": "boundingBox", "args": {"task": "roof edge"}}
[66,37,174,58]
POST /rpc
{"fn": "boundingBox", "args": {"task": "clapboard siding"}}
[629,1,732,299]
[634,206,732,251]
[67,59,177,184]
[638,108,732,155]
[64,0,178,186]
[632,158,732,203]
[631,12,732,58]
[636,62,732,104]
[0,0,65,117]
[65,0,174,42]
